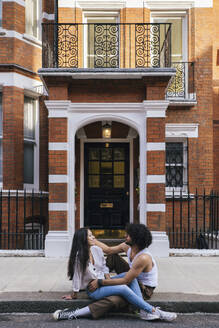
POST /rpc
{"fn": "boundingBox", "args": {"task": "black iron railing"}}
[166,62,195,101]
[167,190,219,249]
[0,190,48,250]
[42,23,171,69]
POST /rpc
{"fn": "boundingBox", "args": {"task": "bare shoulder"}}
[134,253,152,265]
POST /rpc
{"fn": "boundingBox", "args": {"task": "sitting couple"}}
[53,224,177,322]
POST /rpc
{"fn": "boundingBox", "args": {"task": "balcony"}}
[166,62,196,105]
[42,23,171,69]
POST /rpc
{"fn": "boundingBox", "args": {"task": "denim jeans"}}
[87,273,153,313]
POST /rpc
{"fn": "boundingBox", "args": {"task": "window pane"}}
[88,161,99,174]
[0,141,2,182]
[25,0,38,38]
[166,142,184,187]
[24,96,35,139]
[114,148,125,160]
[89,175,99,188]
[101,148,112,160]
[166,143,183,164]
[101,162,112,174]
[0,0,2,27]
[153,17,183,61]
[86,17,118,68]
[24,143,34,184]
[114,175,124,188]
[114,162,124,174]
[0,93,2,136]
[89,148,99,160]
[166,166,183,187]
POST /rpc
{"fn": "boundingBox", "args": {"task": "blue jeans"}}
[87,273,153,313]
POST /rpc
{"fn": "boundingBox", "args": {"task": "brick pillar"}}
[143,101,169,257]
[3,86,24,189]
[45,100,71,257]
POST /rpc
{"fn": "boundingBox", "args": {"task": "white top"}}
[127,248,158,287]
[72,246,109,292]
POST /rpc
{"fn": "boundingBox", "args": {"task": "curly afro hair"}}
[126,224,152,250]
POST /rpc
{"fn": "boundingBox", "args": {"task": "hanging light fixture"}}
[102,122,111,139]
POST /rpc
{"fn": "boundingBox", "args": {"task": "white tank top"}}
[127,248,158,287]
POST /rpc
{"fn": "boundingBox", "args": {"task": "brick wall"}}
[2,86,24,189]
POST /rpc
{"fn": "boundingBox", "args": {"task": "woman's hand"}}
[104,273,111,280]
[62,292,78,300]
[88,279,99,292]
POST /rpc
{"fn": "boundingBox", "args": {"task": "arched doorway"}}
[75,120,139,233]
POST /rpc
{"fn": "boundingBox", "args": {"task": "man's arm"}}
[95,239,129,255]
[88,254,149,291]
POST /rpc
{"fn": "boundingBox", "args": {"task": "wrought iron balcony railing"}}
[166,62,196,102]
[42,23,171,69]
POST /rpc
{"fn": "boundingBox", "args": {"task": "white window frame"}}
[0,0,2,28]
[83,11,120,68]
[151,11,188,62]
[0,90,2,187]
[23,94,39,191]
[25,0,42,41]
[165,137,188,197]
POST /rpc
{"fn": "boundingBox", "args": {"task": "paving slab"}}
[0,256,219,313]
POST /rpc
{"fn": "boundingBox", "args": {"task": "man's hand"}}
[88,279,99,292]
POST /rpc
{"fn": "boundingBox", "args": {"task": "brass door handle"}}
[100,203,114,208]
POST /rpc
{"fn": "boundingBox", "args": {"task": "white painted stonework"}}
[149,231,170,257]
[166,123,199,138]
[45,231,70,257]
[58,0,213,9]
[45,100,170,257]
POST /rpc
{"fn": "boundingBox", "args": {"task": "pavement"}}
[0,256,219,314]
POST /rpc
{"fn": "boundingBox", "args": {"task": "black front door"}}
[84,143,129,229]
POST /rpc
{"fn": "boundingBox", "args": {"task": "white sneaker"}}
[154,307,177,321]
[140,309,160,321]
[53,308,79,320]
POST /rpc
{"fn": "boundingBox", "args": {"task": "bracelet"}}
[97,279,103,287]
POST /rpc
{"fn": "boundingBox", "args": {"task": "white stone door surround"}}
[45,100,170,257]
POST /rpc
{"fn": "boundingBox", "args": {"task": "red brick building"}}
[0,0,218,256]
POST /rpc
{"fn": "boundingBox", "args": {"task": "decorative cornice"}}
[69,102,144,112]
[145,0,212,10]
[45,100,71,116]
[166,123,199,138]
[143,100,169,118]
[58,0,213,9]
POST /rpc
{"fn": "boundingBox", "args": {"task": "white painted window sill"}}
[166,191,194,199]
[23,33,42,47]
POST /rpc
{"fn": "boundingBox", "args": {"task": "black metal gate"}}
[167,190,219,249]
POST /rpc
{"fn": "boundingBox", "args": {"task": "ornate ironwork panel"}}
[135,24,160,68]
[57,24,78,68]
[166,62,185,98]
[94,24,119,68]
[166,142,184,187]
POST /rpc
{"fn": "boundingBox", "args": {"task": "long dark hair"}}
[68,228,89,280]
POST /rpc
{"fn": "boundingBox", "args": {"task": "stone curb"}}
[1,300,219,314]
